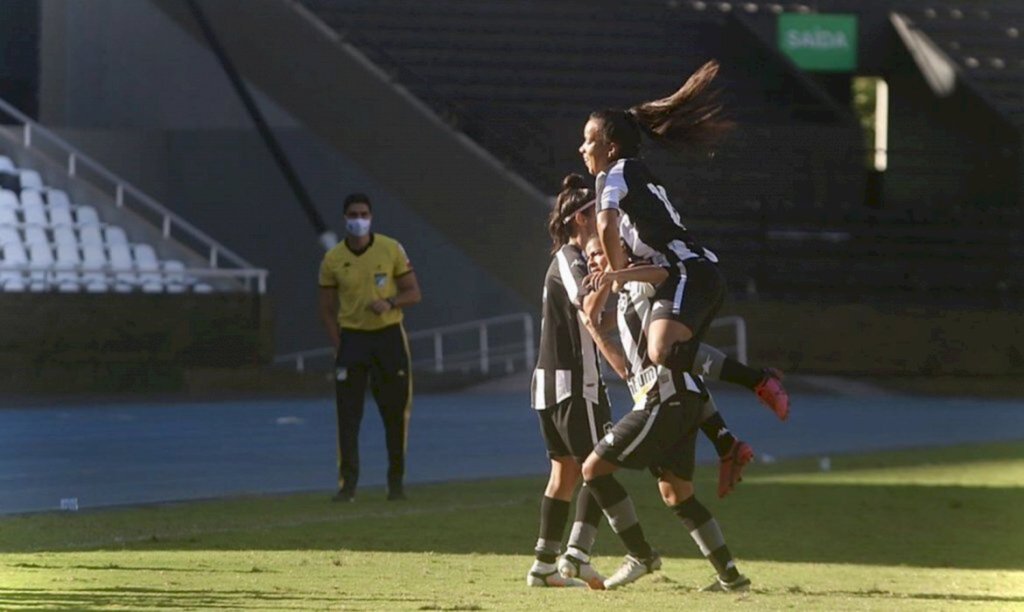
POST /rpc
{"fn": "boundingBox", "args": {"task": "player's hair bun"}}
[561,173,587,191]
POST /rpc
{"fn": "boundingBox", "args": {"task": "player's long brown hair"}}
[590,60,734,158]
[548,173,595,254]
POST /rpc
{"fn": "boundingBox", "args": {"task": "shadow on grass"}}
[0,587,435,610]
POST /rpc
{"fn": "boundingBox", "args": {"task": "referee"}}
[318,193,421,502]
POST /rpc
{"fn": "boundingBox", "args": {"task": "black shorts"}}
[593,391,703,480]
[537,392,612,461]
[651,258,726,339]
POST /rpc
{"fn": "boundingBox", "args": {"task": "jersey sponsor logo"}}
[374,272,387,288]
[603,431,615,446]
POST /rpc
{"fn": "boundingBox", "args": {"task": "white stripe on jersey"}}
[556,248,582,307]
[596,164,627,212]
[667,239,714,264]
[576,311,601,404]
[672,264,687,315]
[533,369,546,409]
[620,214,670,267]
[586,399,599,446]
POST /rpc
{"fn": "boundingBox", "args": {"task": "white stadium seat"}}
[133,244,162,293]
[163,259,186,294]
[53,225,76,248]
[19,169,43,190]
[27,243,54,291]
[81,244,108,293]
[45,189,70,208]
[0,226,19,247]
[0,207,16,226]
[54,243,80,292]
[104,226,128,245]
[20,191,47,225]
[0,189,18,209]
[1,243,27,292]
[79,224,104,246]
[23,225,47,247]
[75,205,99,225]
[108,243,136,293]
[0,156,14,173]
[49,206,73,226]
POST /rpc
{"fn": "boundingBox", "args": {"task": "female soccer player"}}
[578,237,751,592]
[579,60,788,416]
[527,174,622,589]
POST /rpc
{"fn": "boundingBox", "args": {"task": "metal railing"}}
[710,315,748,365]
[275,312,748,375]
[275,313,535,375]
[0,96,268,293]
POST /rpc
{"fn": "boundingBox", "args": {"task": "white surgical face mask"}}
[345,218,371,237]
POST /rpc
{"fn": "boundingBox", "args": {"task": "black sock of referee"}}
[585,474,653,560]
[672,496,740,582]
[565,484,603,559]
[719,357,764,391]
[535,496,570,564]
[699,412,739,459]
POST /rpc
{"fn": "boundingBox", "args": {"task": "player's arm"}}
[318,287,341,350]
[581,277,611,329]
[582,303,629,380]
[607,264,669,288]
[597,209,628,271]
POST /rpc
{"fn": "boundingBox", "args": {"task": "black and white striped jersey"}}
[531,244,604,409]
[617,280,704,405]
[597,158,718,267]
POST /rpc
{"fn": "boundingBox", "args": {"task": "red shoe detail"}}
[754,368,790,421]
[718,440,754,499]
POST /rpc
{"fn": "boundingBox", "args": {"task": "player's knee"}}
[581,454,604,481]
[658,473,694,506]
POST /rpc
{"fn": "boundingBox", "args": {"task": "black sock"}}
[699,412,738,458]
[672,497,740,582]
[585,474,653,559]
[566,485,603,556]
[719,358,763,390]
[535,496,570,563]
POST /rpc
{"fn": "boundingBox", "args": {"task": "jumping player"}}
[579,60,788,418]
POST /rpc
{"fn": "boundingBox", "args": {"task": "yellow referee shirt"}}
[319,233,413,331]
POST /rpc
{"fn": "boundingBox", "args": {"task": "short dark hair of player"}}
[343,193,372,214]
[590,59,734,159]
[548,173,596,254]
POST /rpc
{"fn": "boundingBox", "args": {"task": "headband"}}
[562,198,596,224]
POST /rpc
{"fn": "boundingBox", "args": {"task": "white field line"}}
[46,498,528,552]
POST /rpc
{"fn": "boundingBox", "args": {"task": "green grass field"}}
[2,441,1023,611]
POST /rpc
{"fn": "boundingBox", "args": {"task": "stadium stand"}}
[0,162,219,294]
[0,88,270,296]
[293,0,1022,307]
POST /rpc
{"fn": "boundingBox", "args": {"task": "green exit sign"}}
[778,14,858,72]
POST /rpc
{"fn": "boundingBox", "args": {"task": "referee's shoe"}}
[332,487,354,503]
